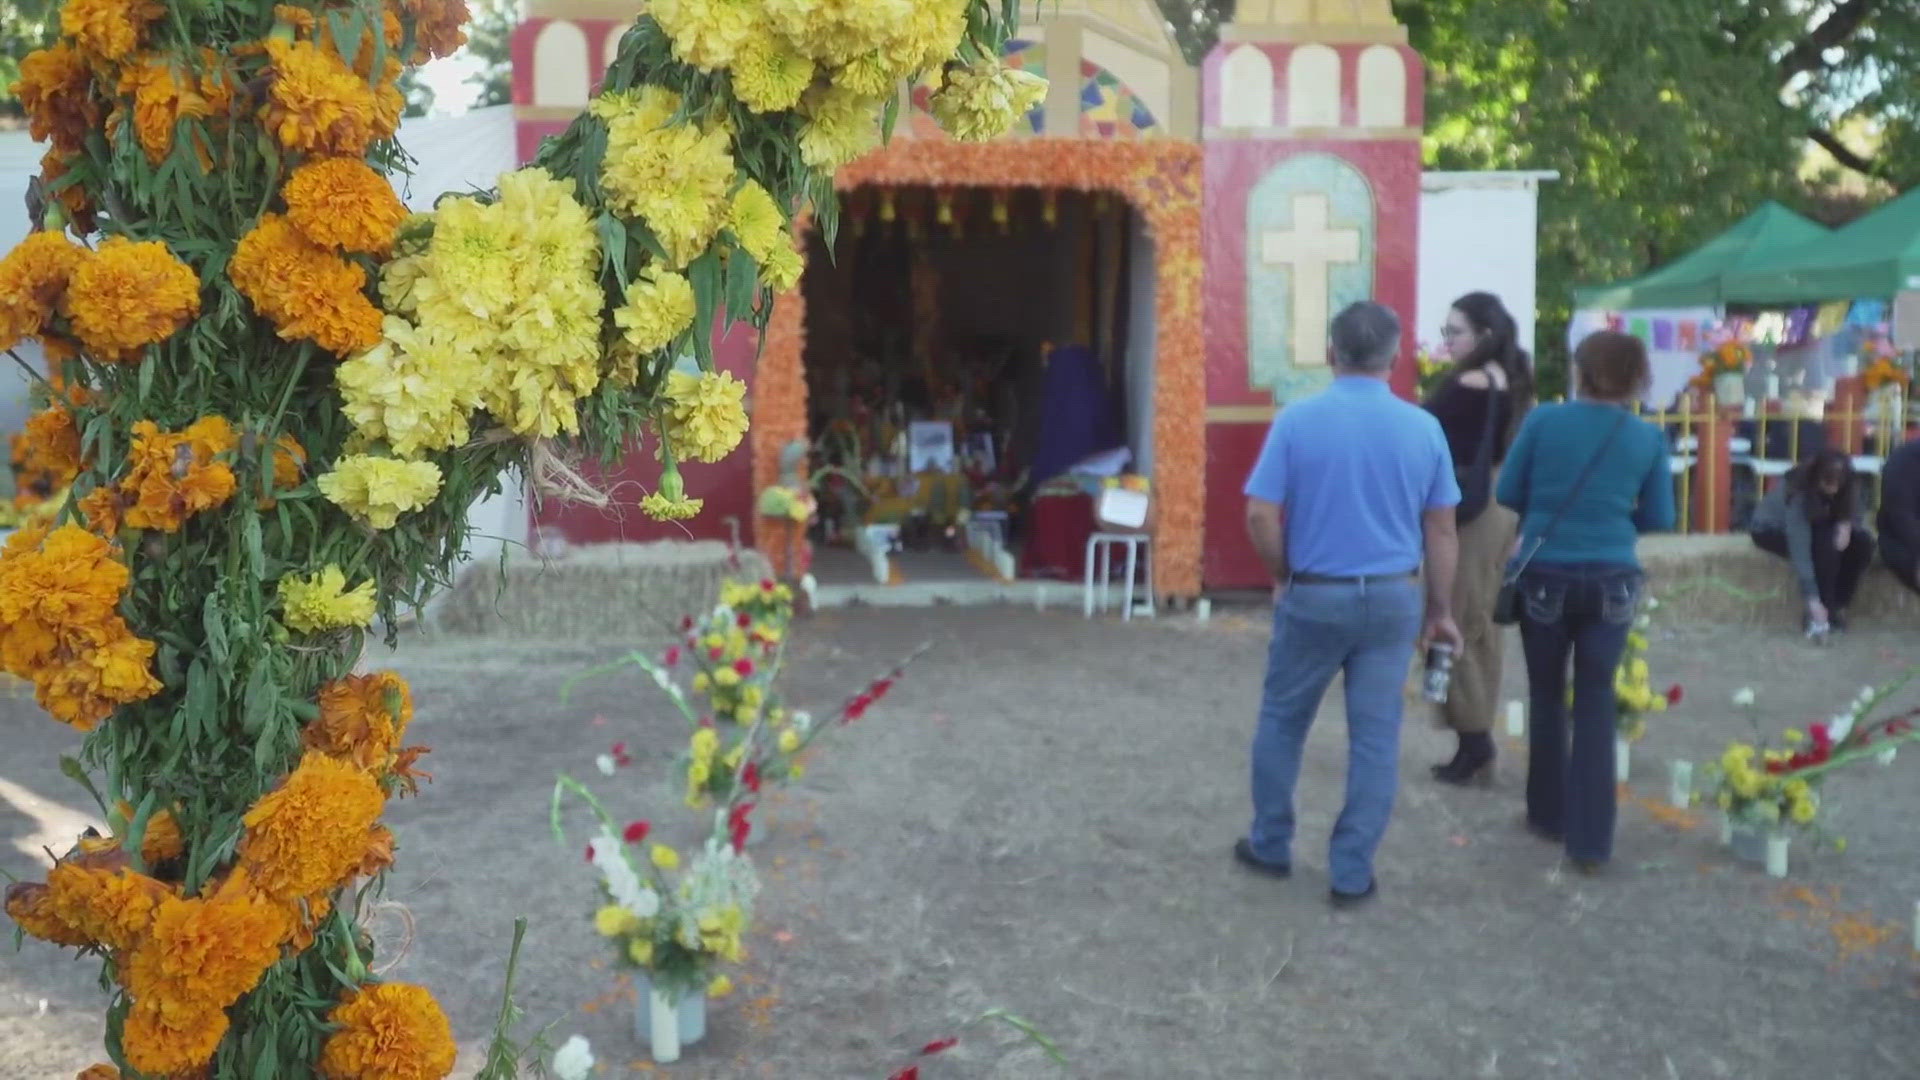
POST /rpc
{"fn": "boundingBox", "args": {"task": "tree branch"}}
[1807,125,1881,178]
[1777,0,1881,83]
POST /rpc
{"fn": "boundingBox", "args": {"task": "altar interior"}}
[799,184,1158,588]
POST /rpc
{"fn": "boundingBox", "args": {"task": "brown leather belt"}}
[1289,572,1418,586]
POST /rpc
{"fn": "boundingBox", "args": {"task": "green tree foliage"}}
[464,0,520,109]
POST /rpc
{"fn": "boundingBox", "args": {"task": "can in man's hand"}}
[1422,643,1456,705]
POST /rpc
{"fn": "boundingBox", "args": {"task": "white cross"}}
[1260,193,1362,368]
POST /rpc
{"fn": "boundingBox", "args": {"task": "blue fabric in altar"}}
[1030,345,1121,486]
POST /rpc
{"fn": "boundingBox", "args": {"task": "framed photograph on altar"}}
[908,421,956,473]
[964,432,997,474]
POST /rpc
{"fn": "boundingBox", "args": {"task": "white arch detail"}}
[1356,45,1406,127]
[1285,43,1340,128]
[1218,45,1275,129]
[532,21,590,109]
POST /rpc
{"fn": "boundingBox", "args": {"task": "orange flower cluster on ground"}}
[231,212,384,355]
[0,525,160,730]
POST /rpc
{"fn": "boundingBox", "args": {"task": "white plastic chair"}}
[1084,533,1154,621]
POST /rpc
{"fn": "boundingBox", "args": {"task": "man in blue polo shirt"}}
[1233,300,1463,908]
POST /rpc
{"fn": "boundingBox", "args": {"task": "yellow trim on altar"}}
[1206,405,1280,424]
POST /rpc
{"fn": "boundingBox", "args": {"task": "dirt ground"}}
[5,604,1920,1079]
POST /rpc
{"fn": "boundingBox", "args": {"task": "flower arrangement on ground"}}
[0,0,1036,1072]
[1703,677,1920,836]
[1614,597,1681,743]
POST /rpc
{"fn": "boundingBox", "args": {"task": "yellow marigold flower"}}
[730,27,815,113]
[261,39,388,156]
[231,213,383,356]
[661,370,750,464]
[595,904,640,937]
[713,665,742,688]
[797,83,884,169]
[1790,796,1816,824]
[115,53,219,165]
[120,999,229,1076]
[692,671,711,692]
[613,266,697,355]
[13,43,98,154]
[0,231,87,351]
[278,565,377,635]
[318,454,444,530]
[600,107,734,266]
[283,157,408,255]
[627,936,654,965]
[239,751,387,903]
[650,844,680,871]
[928,61,1048,142]
[62,236,200,361]
[727,180,802,288]
[649,0,759,69]
[642,491,705,521]
[760,243,804,291]
[708,974,735,999]
[60,0,164,62]
[308,670,414,772]
[317,982,458,1080]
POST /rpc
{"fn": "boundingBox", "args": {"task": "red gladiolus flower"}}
[709,646,725,662]
[585,844,594,862]
[680,616,695,632]
[611,741,633,767]
[624,820,651,844]
[845,693,873,723]
[920,1037,959,1055]
[734,658,755,677]
[737,611,753,628]
[1666,684,1684,706]
[664,646,682,667]
[743,762,762,793]
[760,578,776,592]
[728,802,755,852]
[887,1069,919,1080]
[870,677,896,701]
[1811,722,1833,752]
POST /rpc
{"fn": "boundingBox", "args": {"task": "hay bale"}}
[1639,535,1920,628]
[433,540,774,643]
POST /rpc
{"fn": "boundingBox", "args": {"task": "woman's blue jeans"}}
[1516,563,1642,864]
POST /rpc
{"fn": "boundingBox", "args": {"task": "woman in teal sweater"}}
[1496,331,1675,872]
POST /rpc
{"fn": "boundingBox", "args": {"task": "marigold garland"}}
[231,213,385,356]
[11,42,97,153]
[308,670,414,773]
[0,230,87,351]
[284,156,409,255]
[0,524,161,730]
[238,751,388,903]
[317,981,459,1080]
[63,236,202,361]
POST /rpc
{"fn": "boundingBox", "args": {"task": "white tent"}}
[0,106,529,572]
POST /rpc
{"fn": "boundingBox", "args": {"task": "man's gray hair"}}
[1328,301,1402,373]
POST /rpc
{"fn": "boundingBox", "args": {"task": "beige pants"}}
[1437,491,1518,734]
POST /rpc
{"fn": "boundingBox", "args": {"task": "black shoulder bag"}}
[1492,411,1631,626]
[1455,388,1502,525]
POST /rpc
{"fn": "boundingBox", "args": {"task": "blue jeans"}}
[1516,564,1642,864]
[1247,578,1423,894]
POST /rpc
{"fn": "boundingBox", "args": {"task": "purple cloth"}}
[1030,344,1119,486]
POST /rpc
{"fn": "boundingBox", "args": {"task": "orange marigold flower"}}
[62,236,200,362]
[308,670,412,771]
[59,0,164,62]
[118,417,239,533]
[283,157,406,255]
[317,982,457,1080]
[286,890,333,952]
[261,38,385,157]
[401,0,470,63]
[113,800,186,864]
[230,213,383,355]
[35,626,165,730]
[121,870,291,1018]
[0,230,88,352]
[256,432,307,509]
[12,43,97,154]
[5,881,92,947]
[0,524,161,730]
[115,53,220,165]
[42,863,174,951]
[77,1064,121,1080]
[121,998,230,1076]
[238,751,387,903]
[18,405,85,489]
[79,485,126,536]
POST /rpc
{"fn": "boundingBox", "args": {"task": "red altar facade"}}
[1200,0,1427,588]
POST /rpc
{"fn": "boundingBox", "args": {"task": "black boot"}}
[1432,732,1495,787]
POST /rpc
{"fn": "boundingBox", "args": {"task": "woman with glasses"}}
[1422,293,1534,786]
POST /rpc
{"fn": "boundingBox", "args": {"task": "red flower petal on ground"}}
[664,646,682,666]
[734,658,755,677]
[743,763,762,793]
[870,677,896,701]
[624,821,651,844]
[845,694,873,723]
[920,1037,959,1055]
[887,1068,919,1080]
[1666,684,1684,706]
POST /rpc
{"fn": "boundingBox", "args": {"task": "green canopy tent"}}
[1722,186,1920,305]
[1573,202,1828,310]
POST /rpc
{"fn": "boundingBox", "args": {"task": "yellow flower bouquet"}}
[1614,598,1680,743]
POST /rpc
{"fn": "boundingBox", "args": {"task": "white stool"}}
[1084,533,1154,621]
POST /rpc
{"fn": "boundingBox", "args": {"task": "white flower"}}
[801,572,818,595]
[595,753,617,776]
[552,1034,594,1080]
[1732,688,1756,708]
[627,885,662,919]
[1876,746,1899,766]
[1828,713,1856,743]
[791,710,813,734]
[588,835,652,914]
[1645,596,1661,611]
